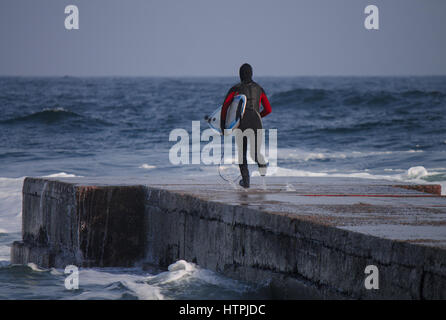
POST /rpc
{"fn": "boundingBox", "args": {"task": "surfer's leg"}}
[238,136,250,188]
[247,129,267,176]
[242,136,248,165]
[254,129,268,176]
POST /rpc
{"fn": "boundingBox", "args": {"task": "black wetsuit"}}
[221,81,267,131]
[220,80,272,185]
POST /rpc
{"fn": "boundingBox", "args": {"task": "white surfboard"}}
[205,94,246,135]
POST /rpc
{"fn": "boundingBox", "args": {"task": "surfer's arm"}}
[260,91,272,117]
[220,89,236,130]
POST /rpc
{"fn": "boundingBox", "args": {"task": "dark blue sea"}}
[0,76,445,299]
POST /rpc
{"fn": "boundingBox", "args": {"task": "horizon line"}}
[1,74,446,78]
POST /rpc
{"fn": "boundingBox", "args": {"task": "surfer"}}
[220,63,272,188]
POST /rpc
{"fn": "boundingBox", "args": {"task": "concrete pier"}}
[11,176,446,299]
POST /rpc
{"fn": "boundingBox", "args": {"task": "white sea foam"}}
[384,168,405,172]
[43,172,80,178]
[406,166,428,179]
[62,260,247,300]
[162,260,249,292]
[168,259,195,272]
[121,280,164,300]
[277,148,423,162]
[42,107,69,112]
[62,268,164,300]
[27,262,46,272]
[139,164,157,170]
[150,261,193,285]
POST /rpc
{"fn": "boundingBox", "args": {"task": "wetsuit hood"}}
[239,63,253,83]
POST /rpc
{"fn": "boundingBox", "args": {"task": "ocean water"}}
[0,76,445,299]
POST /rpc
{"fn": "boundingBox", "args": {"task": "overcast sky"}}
[0,0,445,76]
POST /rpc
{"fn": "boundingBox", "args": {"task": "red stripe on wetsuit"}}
[221,90,272,125]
